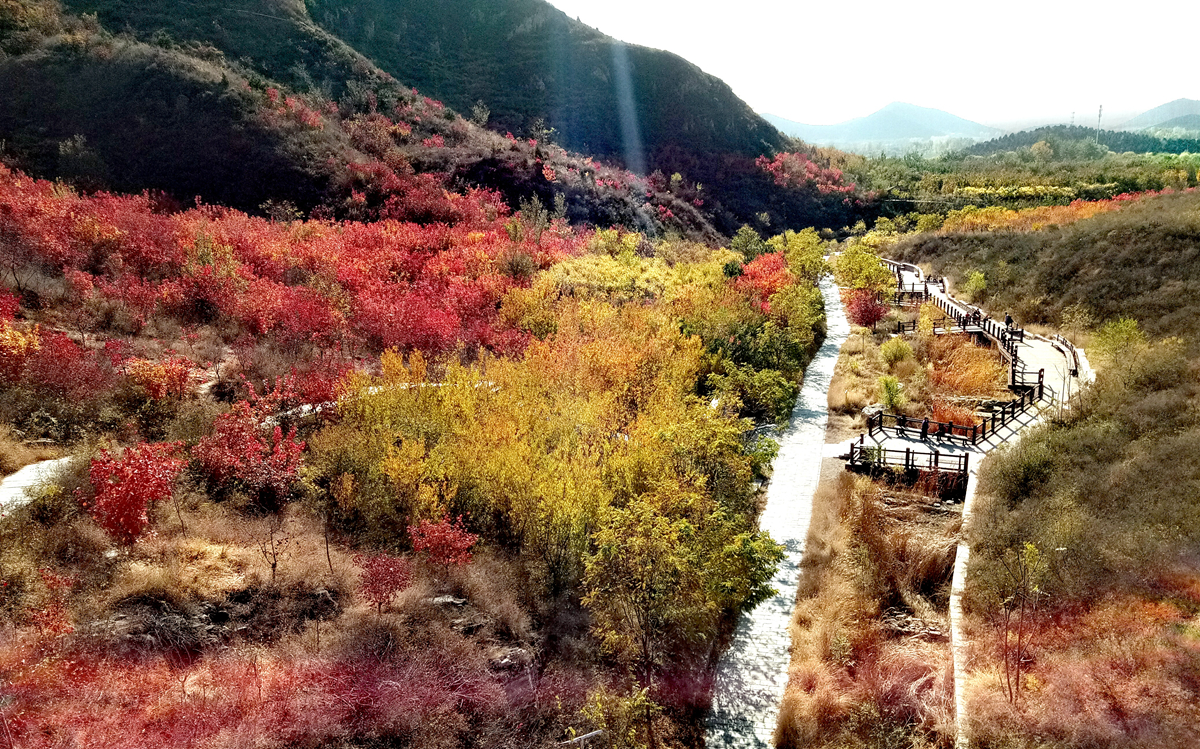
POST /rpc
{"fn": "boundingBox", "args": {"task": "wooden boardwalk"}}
[877,258,1092,748]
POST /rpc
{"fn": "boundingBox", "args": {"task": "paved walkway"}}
[707,276,850,749]
[0,456,71,516]
[887,261,1091,749]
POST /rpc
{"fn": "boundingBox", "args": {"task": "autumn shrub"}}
[83,441,185,544]
[880,336,913,367]
[960,269,987,302]
[409,515,478,568]
[833,243,895,293]
[356,552,412,612]
[780,471,956,749]
[844,289,890,329]
[193,378,305,508]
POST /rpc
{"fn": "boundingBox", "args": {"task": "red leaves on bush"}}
[193,379,305,507]
[356,552,413,612]
[0,290,18,321]
[21,331,113,400]
[844,289,890,329]
[86,442,185,544]
[755,152,856,195]
[408,515,478,567]
[732,251,795,311]
[28,568,76,635]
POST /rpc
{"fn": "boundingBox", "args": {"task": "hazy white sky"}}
[545,0,1199,128]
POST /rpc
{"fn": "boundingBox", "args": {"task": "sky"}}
[545,0,1199,129]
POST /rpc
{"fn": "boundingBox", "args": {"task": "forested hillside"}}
[301,0,784,164]
[38,0,864,234]
[963,125,1200,158]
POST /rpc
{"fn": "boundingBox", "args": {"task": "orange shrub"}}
[125,356,196,400]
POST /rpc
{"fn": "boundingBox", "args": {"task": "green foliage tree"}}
[768,227,826,284]
[582,494,705,691]
[730,225,768,261]
[962,270,988,302]
[1060,303,1095,344]
[833,243,895,293]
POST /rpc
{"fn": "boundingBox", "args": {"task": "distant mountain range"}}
[1119,99,1200,130]
[762,103,999,149]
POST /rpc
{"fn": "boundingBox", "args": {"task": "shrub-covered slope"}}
[0,36,335,212]
[892,190,1200,346]
[44,0,867,234]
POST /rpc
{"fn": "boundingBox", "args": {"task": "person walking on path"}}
[1005,312,1014,329]
[921,416,930,441]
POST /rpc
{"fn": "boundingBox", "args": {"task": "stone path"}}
[0,456,71,517]
[706,276,850,749]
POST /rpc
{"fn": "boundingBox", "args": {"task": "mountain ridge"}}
[1119,98,1200,130]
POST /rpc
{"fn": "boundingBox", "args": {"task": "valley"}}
[2,1,1200,748]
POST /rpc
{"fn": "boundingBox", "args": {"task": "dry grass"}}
[924,334,1009,398]
[964,589,1200,749]
[0,425,59,477]
[778,471,957,748]
[930,399,982,427]
[832,322,1010,425]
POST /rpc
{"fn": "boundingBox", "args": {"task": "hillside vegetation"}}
[0,154,835,746]
[863,190,1200,748]
[892,190,1200,346]
[37,0,866,234]
[302,0,783,163]
[0,0,735,238]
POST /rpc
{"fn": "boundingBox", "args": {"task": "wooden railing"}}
[1052,334,1081,377]
[848,441,969,477]
[865,368,1044,446]
[866,411,980,445]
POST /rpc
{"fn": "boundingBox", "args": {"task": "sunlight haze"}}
[546,0,1200,128]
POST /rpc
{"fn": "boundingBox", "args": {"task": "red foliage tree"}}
[408,515,478,567]
[732,251,795,311]
[356,552,413,612]
[86,441,185,544]
[193,377,305,507]
[844,289,891,329]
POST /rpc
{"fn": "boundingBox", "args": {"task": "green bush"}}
[877,375,906,412]
[880,336,913,367]
[961,270,987,302]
